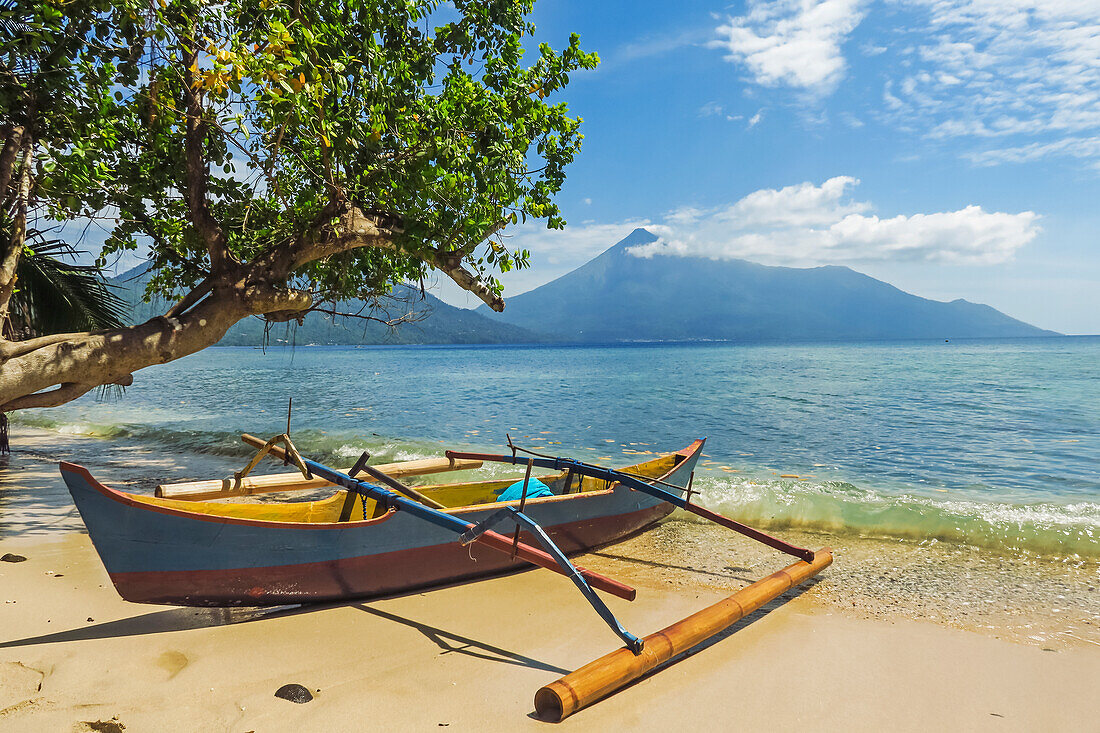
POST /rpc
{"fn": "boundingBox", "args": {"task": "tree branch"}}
[0,382,96,412]
[242,284,313,315]
[306,303,426,328]
[430,219,508,312]
[283,205,506,311]
[164,277,212,318]
[433,254,505,312]
[0,330,85,360]
[0,373,131,412]
[0,289,251,410]
[286,203,400,270]
[181,39,234,274]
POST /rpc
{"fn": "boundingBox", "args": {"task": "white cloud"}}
[747,110,764,128]
[964,136,1100,168]
[616,30,700,63]
[698,101,725,117]
[428,217,657,306]
[881,1,1100,168]
[627,176,1040,266]
[490,219,655,294]
[840,111,866,128]
[710,0,866,94]
[599,28,710,73]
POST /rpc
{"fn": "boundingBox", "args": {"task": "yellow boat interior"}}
[132,452,684,524]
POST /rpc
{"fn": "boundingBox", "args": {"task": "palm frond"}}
[5,229,129,339]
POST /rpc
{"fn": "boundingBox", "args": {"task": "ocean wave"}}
[10,414,447,468]
[689,475,1100,559]
[13,413,1098,558]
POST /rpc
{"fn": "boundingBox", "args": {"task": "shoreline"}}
[2,527,1098,730]
[2,426,1098,652]
[1,434,1098,728]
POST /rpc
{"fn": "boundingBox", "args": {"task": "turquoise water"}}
[16,337,1100,558]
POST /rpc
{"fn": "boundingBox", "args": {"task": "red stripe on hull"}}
[109,502,673,606]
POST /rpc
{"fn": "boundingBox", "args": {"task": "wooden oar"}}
[240,434,637,602]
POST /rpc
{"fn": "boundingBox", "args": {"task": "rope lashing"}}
[234,433,313,485]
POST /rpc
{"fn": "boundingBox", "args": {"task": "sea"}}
[12,335,1098,561]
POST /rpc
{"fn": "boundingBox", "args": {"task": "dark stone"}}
[274,683,313,704]
[1,553,27,563]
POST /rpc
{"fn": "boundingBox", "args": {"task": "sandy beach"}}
[6,0,1100,728]
[2,436,1098,731]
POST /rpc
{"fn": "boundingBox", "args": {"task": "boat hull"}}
[60,441,702,606]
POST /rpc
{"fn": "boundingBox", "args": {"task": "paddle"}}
[445,448,817,563]
[240,434,637,601]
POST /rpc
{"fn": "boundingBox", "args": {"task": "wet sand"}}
[602,520,1100,651]
[2,437,1098,730]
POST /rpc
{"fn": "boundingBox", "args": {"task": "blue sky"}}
[435,0,1100,334]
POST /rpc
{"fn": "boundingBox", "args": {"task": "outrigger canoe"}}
[61,432,832,721]
[60,439,705,607]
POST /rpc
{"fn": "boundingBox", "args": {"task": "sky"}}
[433,0,1100,335]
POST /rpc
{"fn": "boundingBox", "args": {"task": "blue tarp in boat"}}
[496,477,554,502]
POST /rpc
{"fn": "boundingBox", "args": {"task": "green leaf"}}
[13,0,593,311]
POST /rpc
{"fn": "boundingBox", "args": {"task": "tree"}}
[0,0,596,412]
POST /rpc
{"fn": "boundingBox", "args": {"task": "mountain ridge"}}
[477,228,1059,342]
[108,264,545,346]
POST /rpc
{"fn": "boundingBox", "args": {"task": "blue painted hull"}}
[60,441,703,606]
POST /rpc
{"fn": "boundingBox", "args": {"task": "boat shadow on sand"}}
[0,576,823,683]
[585,550,759,583]
[0,599,570,674]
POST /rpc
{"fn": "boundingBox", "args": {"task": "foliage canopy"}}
[12,0,595,301]
[0,0,596,411]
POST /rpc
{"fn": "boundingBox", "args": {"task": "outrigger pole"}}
[445,444,817,563]
[240,435,644,651]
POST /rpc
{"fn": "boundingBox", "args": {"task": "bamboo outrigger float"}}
[535,550,833,721]
[60,430,832,721]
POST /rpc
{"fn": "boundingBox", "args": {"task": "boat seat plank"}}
[155,457,483,501]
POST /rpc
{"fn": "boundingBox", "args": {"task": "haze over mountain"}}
[109,265,542,346]
[478,228,1058,342]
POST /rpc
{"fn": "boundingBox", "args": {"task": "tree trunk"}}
[0,125,25,206]
[0,286,252,412]
[0,136,34,337]
[0,203,501,413]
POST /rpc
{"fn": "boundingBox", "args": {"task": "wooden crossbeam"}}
[155,456,483,501]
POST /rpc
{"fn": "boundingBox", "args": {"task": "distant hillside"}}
[110,265,544,345]
[478,228,1059,342]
